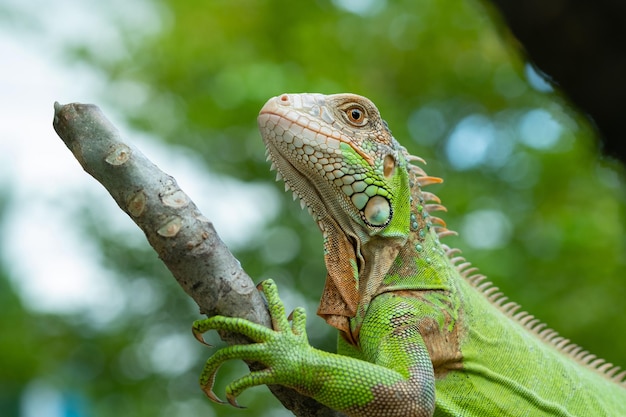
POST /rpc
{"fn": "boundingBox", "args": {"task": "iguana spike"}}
[461,267,479,278]
[456,261,472,271]
[590,358,607,368]
[554,338,569,348]
[492,295,509,307]
[425,203,447,213]
[429,216,447,227]
[437,229,458,239]
[526,318,542,329]
[597,362,616,373]
[443,246,461,257]
[482,286,500,297]
[612,369,626,383]
[421,191,441,204]
[468,274,487,285]
[532,323,547,333]
[449,256,465,266]
[513,311,530,321]
[523,317,540,328]
[406,154,427,165]
[539,329,558,340]
[565,345,583,356]
[416,176,444,187]
[606,366,621,377]
[500,302,521,315]
[577,351,593,363]
[409,165,428,176]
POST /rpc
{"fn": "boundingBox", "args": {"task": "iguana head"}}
[258,93,425,335]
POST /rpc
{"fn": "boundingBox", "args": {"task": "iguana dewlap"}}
[193,93,626,416]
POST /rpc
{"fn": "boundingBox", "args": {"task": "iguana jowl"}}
[193,93,626,416]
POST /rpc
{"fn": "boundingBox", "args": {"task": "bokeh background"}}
[1,1,624,416]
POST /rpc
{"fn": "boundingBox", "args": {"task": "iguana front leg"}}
[193,279,436,417]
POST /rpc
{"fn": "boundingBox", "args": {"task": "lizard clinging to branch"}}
[193,93,626,416]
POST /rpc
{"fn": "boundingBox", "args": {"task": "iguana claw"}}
[192,279,309,407]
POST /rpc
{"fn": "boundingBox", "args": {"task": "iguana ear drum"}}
[383,154,396,179]
[363,195,391,227]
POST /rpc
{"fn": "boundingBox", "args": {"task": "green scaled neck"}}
[348,156,459,340]
[380,159,457,293]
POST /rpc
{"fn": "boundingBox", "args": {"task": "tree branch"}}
[52,102,341,417]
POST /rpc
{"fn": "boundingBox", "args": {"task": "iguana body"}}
[193,93,626,416]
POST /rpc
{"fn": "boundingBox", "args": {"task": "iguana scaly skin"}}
[193,93,626,416]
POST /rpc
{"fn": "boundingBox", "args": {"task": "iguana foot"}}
[192,279,310,407]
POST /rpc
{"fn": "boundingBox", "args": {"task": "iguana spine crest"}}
[408,155,626,386]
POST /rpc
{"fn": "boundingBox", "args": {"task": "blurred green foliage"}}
[1,0,625,416]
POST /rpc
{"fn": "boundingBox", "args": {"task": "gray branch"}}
[52,102,341,417]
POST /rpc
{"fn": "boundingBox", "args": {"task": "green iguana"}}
[192,93,626,416]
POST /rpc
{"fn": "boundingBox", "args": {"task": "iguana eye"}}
[345,105,367,126]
